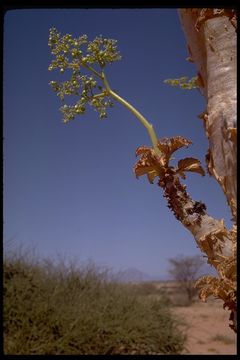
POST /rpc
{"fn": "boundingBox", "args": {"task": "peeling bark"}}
[134,136,236,332]
[177,8,237,332]
[178,8,237,222]
[133,7,236,333]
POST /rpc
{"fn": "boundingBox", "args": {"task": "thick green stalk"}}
[101,72,162,156]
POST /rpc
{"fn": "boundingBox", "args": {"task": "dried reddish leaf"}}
[195,276,220,302]
[156,140,169,154]
[147,170,159,184]
[134,145,165,183]
[135,145,154,157]
[134,137,194,183]
[157,136,192,165]
[176,157,205,177]
[195,272,236,324]
[135,163,157,179]
[158,136,192,153]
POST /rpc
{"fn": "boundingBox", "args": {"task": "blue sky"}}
[3,8,233,279]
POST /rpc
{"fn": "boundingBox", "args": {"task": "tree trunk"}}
[178,9,237,221]
[134,8,236,333]
[178,8,237,332]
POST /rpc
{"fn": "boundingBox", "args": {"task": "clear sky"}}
[3,8,233,279]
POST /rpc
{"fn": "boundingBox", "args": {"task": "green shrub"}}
[4,252,186,355]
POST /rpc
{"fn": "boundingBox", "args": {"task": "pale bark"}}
[134,138,237,333]
[178,8,237,221]
[178,8,237,332]
[134,9,237,333]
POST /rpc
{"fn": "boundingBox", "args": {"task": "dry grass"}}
[3,250,186,355]
[211,334,235,345]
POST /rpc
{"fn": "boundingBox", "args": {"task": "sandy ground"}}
[172,298,237,355]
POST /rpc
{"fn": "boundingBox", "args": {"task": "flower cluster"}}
[48,28,121,123]
[86,35,122,67]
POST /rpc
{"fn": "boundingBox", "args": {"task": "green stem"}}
[93,92,106,99]
[81,63,102,79]
[101,72,162,156]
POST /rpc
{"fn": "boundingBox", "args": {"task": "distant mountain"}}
[115,267,153,283]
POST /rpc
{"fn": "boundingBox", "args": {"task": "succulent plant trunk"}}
[160,172,236,331]
[178,8,237,332]
[134,8,237,332]
[179,8,237,222]
[134,141,236,332]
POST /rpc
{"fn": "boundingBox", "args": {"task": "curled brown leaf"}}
[134,146,164,183]
[157,136,192,166]
[134,137,202,184]
[176,157,205,178]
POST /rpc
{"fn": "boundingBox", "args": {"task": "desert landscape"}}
[173,299,236,355]
[4,256,237,355]
[150,281,237,355]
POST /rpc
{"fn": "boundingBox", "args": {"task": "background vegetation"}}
[3,246,186,355]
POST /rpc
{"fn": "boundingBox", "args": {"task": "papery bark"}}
[161,171,237,333]
[178,8,237,332]
[134,144,237,331]
[134,8,236,333]
[178,8,237,221]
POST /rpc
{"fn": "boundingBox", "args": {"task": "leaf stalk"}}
[101,71,162,156]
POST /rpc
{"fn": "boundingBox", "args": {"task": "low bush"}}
[4,251,186,355]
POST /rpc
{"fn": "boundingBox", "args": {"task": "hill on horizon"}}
[115,267,163,283]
